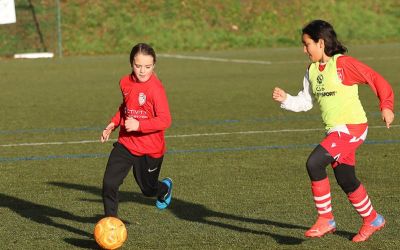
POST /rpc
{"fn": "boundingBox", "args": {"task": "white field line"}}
[159,54,400,65]
[159,54,273,64]
[1,125,398,148]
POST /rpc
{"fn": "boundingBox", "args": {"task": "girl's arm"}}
[275,70,313,112]
[339,56,394,127]
[110,103,124,128]
[100,103,124,142]
[339,56,394,111]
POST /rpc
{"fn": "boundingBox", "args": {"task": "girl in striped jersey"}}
[272,20,394,242]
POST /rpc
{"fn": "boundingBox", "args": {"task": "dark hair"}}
[302,20,347,56]
[129,43,156,66]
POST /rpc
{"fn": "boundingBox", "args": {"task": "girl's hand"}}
[125,117,140,132]
[381,108,394,128]
[101,122,115,143]
[272,87,287,102]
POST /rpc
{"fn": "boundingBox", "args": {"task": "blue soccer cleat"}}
[156,178,173,210]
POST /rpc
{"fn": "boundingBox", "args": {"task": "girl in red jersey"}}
[272,20,394,242]
[100,43,173,217]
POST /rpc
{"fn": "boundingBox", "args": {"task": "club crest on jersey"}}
[317,74,324,84]
[337,68,344,82]
[138,93,146,106]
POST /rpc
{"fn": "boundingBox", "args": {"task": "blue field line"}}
[0,112,386,135]
[1,139,399,163]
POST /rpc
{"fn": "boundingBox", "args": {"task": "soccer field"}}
[0,44,399,249]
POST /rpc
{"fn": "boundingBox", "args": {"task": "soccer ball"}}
[94,217,127,249]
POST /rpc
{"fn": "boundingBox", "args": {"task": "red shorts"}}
[320,131,365,168]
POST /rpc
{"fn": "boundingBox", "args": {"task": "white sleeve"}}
[280,70,313,112]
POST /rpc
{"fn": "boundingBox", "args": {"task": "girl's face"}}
[132,53,155,82]
[302,34,325,63]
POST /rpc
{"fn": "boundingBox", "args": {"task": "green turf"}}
[0,44,399,249]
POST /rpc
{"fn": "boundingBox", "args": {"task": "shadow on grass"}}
[63,238,100,249]
[1,182,355,248]
[0,192,100,249]
[49,181,318,246]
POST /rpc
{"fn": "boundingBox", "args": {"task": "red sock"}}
[348,184,377,224]
[311,177,334,219]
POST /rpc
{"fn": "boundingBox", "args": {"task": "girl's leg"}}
[132,155,172,209]
[305,144,337,237]
[334,163,385,242]
[306,144,335,218]
[132,155,166,197]
[102,143,134,217]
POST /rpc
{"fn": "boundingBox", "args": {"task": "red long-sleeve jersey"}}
[330,55,394,111]
[110,73,172,158]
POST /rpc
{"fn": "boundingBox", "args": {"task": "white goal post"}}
[0,0,16,25]
[0,0,62,58]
